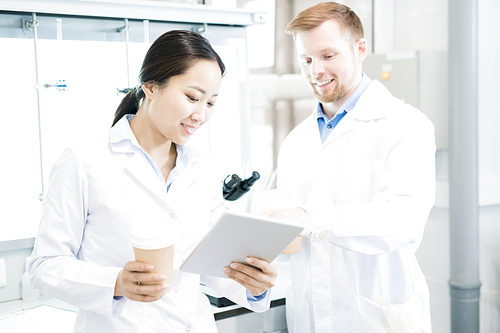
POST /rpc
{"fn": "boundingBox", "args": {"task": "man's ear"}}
[142,82,155,99]
[356,38,368,62]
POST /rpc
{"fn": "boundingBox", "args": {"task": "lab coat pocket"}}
[352,293,420,333]
[338,159,385,202]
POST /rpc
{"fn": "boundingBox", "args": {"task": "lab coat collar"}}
[349,80,391,121]
[108,114,204,203]
[308,80,391,145]
[308,80,391,124]
[109,114,203,163]
[109,114,141,154]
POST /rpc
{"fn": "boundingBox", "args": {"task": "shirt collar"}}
[109,114,200,164]
[316,73,372,120]
[109,114,143,152]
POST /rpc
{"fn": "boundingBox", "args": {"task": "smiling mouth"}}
[314,78,334,87]
[182,123,196,134]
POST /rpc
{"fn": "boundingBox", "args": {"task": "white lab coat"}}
[29,116,270,333]
[277,81,436,333]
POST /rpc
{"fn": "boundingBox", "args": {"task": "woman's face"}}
[142,60,222,146]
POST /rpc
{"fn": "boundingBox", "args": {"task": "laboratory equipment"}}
[222,171,260,201]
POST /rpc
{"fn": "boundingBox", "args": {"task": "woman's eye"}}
[207,102,215,107]
[187,96,198,102]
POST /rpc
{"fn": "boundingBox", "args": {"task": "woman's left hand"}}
[223,257,277,296]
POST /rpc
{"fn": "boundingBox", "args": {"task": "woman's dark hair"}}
[112,30,226,127]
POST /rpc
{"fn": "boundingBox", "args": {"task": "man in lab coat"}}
[263,2,436,332]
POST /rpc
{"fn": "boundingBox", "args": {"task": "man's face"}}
[295,20,366,108]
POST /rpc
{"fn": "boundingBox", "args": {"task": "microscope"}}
[222,171,260,201]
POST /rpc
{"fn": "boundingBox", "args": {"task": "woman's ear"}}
[142,82,155,99]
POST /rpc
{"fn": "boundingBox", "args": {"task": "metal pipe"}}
[143,20,149,44]
[27,13,45,202]
[117,19,131,87]
[124,19,130,88]
[448,0,481,331]
[56,18,62,40]
[371,0,375,53]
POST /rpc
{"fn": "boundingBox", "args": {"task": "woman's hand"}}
[115,261,170,302]
[223,257,277,296]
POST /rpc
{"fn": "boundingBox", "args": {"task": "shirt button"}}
[327,124,332,129]
[173,289,178,293]
[169,213,174,218]
[319,231,327,239]
[186,327,191,332]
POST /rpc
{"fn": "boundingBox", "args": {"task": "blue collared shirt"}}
[316,73,372,143]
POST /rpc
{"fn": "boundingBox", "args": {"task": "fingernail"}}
[146,265,154,270]
[159,275,167,281]
[224,267,231,274]
[162,284,170,290]
[246,258,254,264]
[230,263,237,269]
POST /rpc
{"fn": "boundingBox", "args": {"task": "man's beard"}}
[310,74,350,104]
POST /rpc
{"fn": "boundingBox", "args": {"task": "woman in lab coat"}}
[28,30,276,333]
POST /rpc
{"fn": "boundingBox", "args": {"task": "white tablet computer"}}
[179,210,304,278]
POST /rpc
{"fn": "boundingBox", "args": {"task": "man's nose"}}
[310,59,325,78]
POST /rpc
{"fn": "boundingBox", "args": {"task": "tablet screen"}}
[179,210,304,278]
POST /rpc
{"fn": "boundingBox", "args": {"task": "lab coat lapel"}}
[166,162,200,201]
[323,113,356,144]
[124,151,169,203]
[322,80,390,145]
[303,108,326,147]
[109,118,170,204]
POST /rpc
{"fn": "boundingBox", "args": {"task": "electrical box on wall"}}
[363,51,448,150]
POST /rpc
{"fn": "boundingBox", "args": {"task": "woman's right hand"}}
[114,261,170,302]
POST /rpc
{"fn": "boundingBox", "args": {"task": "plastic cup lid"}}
[129,222,180,250]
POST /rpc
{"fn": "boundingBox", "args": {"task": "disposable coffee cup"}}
[281,236,302,255]
[129,222,179,297]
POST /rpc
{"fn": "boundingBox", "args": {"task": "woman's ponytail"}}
[111,87,145,127]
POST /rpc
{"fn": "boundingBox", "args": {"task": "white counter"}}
[0,257,290,332]
[0,291,287,333]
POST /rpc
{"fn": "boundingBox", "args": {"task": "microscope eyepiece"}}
[222,171,260,201]
[240,171,260,190]
[223,174,241,196]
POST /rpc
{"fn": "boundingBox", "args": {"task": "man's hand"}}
[115,261,170,302]
[223,257,277,296]
[262,207,312,237]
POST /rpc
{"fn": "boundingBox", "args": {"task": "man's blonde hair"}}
[285,2,364,44]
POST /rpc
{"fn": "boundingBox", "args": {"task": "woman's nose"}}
[191,105,206,123]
